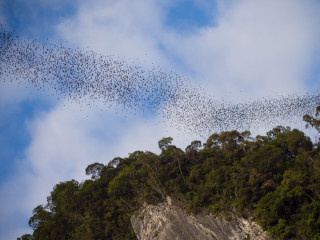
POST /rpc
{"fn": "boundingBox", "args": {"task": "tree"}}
[158,137,173,151]
[20,122,320,239]
[85,162,104,179]
[28,205,53,239]
[17,234,34,240]
[185,140,201,153]
[304,106,320,133]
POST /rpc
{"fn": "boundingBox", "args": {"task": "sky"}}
[1,0,320,239]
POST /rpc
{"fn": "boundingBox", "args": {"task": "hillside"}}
[19,107,320,240]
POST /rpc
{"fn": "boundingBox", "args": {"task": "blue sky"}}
[1,0,320,239]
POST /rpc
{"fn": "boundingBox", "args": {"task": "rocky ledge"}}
[131,196,272,240]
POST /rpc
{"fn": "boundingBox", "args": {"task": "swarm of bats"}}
[1,25,319,136]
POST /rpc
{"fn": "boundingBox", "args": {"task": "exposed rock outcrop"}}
[131,196,272,240]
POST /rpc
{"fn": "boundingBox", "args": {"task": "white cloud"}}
[167,0,320,99]
[23,99,194,177]
[56,0,169,66]
[57,0,320,100]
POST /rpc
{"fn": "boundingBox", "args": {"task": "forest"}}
[18,106,320,240]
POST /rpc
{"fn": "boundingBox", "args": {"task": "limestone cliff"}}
[131,197,272,240]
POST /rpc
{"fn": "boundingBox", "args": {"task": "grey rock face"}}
[131,196,272,240]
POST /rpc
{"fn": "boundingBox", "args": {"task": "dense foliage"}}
[19,107,320,240]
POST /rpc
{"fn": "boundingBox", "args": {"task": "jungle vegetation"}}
[19,106,320,240]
